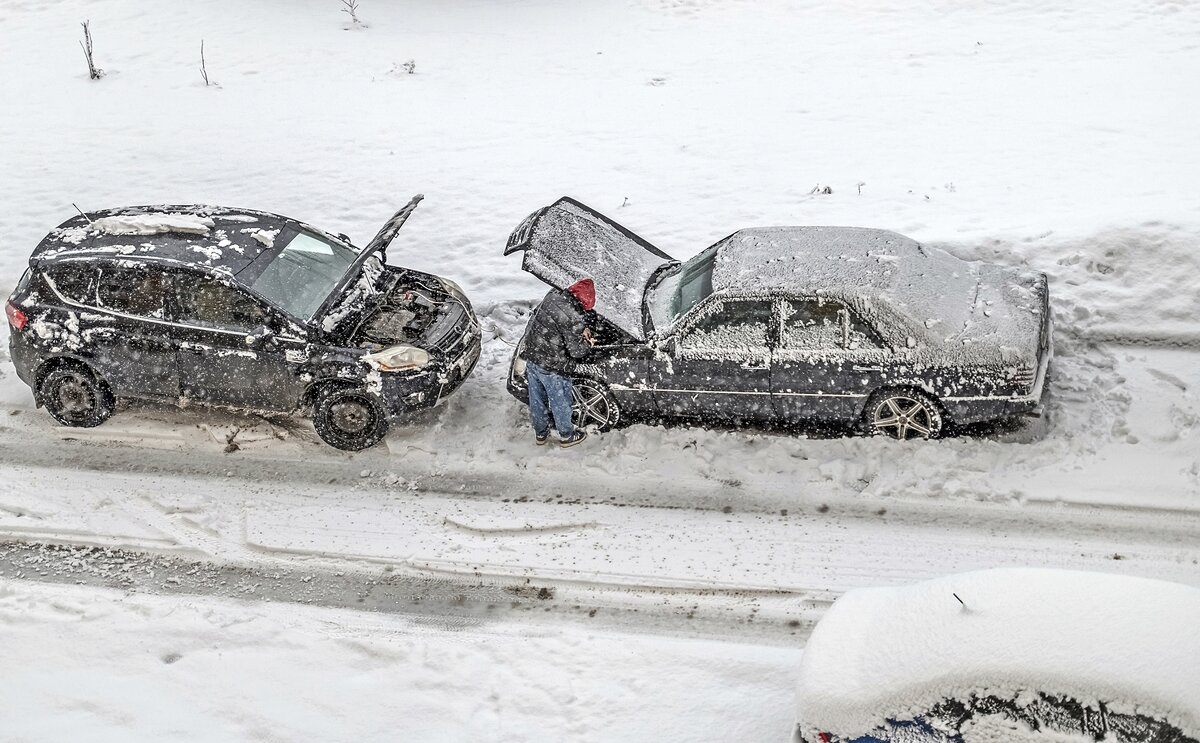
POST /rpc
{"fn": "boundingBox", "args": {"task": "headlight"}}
[362,345,431,372]
[440,277,468,302]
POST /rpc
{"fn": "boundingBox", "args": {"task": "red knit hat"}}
[567,278,596,311]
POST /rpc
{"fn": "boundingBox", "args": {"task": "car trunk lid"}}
[504,197,675,341]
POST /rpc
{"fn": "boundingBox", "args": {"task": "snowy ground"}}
[2,0,1200,740]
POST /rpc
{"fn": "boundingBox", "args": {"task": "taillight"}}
[4,301,27,332]
[818,734,833,743]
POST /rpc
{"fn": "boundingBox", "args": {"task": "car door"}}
[652,296,774,421]
[87,261,180,400]
[771,296,890,423]
[166,269,307,412]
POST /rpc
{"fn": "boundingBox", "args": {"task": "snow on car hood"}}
[505,198,674,341]
[794,568,1200,740]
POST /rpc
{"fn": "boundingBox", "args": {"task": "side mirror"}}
[244,325,276,350]
[655,336,677,357]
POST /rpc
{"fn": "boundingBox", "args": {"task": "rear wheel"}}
[571,378,620,432]
[312,387,389,451]
[864,388,943,440]
[38,364,115,428]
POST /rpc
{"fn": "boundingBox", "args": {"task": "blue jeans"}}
[526,361,575,438]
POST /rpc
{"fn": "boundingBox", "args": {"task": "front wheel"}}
[312,387,389,451]
[864,388,943,440]
[38,365,115,428]
[571,378,620,432]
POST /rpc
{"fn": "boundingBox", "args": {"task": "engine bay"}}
[352,270,452,351]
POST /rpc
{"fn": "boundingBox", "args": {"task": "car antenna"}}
[72,203,94,225]
[953,592,968,610]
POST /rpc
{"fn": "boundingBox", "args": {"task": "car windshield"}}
[247,231,362,320]
[647,243,718,331]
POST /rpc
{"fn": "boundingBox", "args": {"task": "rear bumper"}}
[506,353,530,404]
[8,328,36,387]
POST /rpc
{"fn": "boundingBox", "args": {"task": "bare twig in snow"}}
[200,40,210,86]
[857,181,866,195]
[341,0,363,26]
[79,20,104,80]
[401,59,416,74]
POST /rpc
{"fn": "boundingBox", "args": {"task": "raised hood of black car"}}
[504,197,676,341]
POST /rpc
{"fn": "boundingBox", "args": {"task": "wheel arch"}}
[33,355,107,403]
[859,383,949,421]
[298,376,364,413]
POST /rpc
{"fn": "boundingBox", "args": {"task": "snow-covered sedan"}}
[5,196,481,450]
[793,568,1200,743]
[504,198,1050,438]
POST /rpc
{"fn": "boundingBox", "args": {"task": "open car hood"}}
[312,194,423,328]
[504,197,675,340]
[362,193,424,264]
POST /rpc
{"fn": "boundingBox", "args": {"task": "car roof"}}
[794,568,1200,739]
[709,226,936,296]
[30,205,305,276]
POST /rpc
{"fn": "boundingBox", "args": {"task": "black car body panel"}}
[8,203,481,447]
[506,199,1051,434]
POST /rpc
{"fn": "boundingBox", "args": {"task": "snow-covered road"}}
[0,311,1197,643]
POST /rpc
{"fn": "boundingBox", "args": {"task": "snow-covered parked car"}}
[503,198,1050,438]
[5,196,481,451]
[793,568,1200,742]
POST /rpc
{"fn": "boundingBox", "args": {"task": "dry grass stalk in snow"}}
[79,20,103,80]
[200,40,210,86]
[341,0,363,26]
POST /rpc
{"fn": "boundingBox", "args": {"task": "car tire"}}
[571,378,621,432]
[863,388,943,440]
[37,364,115,428]
[312,386,389,451]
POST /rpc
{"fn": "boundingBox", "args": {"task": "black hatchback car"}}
[505,198,1050,439]
[5,197,481,450]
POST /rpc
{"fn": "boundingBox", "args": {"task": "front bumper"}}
[377,327,481,418]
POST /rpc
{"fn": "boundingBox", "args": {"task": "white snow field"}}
[2,0,1200,740]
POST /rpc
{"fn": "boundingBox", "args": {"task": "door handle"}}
[853,365,882,371]
[741,361,769,371]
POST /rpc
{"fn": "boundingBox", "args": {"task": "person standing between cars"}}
[520,278,597,447]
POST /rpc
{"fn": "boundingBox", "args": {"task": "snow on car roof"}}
[710,226,933,296]
[794,568,1200,739]
[31,205,297,275]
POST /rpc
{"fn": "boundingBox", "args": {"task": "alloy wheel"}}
[871,395,938,440]
[571,379,618,430]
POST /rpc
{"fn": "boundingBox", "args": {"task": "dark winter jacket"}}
[519,289,592,374]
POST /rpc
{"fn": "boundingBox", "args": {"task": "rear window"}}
[44,264,98,305]
[96,263,166,318]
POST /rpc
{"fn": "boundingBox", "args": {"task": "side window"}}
[45,264,99,305]
[780,298,882,352]
[170,272,268,332]
[680,299,771,353]
[96,263,166,319]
